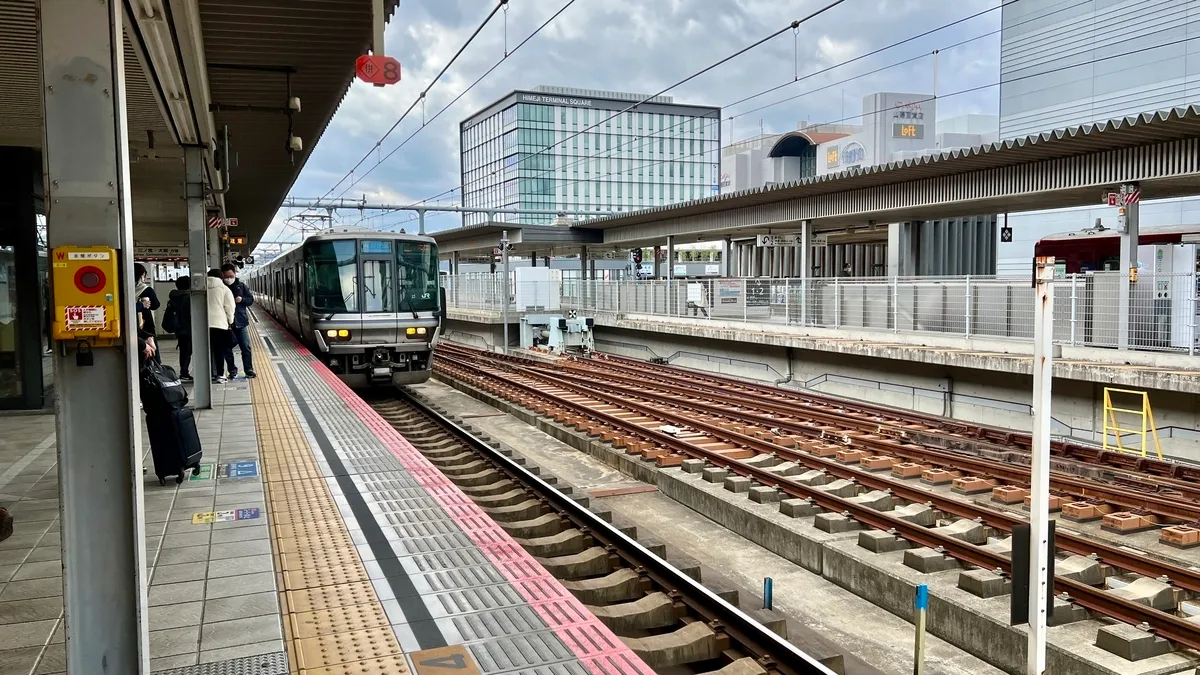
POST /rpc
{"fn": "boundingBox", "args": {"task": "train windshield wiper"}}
[398,283,418,320]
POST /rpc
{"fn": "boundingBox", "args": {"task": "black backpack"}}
[140,360,188,413]
[161,303,179,334]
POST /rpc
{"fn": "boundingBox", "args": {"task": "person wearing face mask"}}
[134,263,161,361]
[206,268,236,383]
[221,263,256,378]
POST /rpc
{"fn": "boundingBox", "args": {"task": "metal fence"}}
[444,272,1200,354]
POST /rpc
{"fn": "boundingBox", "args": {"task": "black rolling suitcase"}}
[146,408,203,485]
[140,361,203,485]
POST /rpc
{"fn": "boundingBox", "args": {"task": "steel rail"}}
[444,344,1200,514]
[520,356,1200,521]
[460,356,1200,593]
[590,351,1200,484]
[435,357,1200,651]
[395,388,838,675]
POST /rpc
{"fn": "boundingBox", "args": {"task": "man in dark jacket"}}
[164,276,193,380]
[221,263,256,378]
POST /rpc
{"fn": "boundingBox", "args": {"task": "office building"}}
[996,0,1200,274]
[459,85,721,226]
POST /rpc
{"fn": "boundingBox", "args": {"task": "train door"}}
[297,259,312,339]
[359,239,399,344]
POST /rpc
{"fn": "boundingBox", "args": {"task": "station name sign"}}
[756,234,800,247]
[519,94,594,108]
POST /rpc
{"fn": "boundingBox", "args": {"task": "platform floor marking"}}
[247,328,408,674]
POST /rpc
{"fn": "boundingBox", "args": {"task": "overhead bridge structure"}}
[576,106,1200,244]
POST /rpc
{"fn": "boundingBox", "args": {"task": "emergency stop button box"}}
[51,246,121,341]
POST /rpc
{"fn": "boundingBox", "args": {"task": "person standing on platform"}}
[221,263,256,378]
[162,276,193,381]
[134,263,161,362]
[206,268,235,384]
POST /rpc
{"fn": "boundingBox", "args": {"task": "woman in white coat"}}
[206,268,236,383]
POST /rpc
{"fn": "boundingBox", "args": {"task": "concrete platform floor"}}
[410,378,1006,675]
[0,343,282,674]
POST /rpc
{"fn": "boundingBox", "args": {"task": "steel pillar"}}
[799,221,812,325]
[185,148,210,407]
[666,235,675,313]
[1027,256,1056,675]
[501,229,510,355]
[1117,186,1140,350]
[721,238,731,277]
[40,0,150,671]
[208,226,221,267]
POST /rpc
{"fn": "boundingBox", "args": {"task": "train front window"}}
[397,242,439,313]
[304,240,358,313]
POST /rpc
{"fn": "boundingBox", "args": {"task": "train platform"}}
[448,308,1200,395]
[0,316,650,674]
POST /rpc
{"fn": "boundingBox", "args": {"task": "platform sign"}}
[189,464,214,481]
[412,646,480,675]
[355,54,402,86]
[746,279,771,307]
[192,507,261,525]
[226,217,239,228]
[220,460,259,479]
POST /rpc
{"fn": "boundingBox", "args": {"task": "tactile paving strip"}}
[153,652,289,675]
[247,329,407,675]
[256,315,654,674]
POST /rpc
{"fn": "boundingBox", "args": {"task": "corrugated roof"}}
[578,105,1200,230]
[199,0,400,248]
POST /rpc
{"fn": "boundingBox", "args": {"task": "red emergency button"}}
[73,266,106,294]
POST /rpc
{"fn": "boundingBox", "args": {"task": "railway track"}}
[593,351,1200,493]
[365,391,840,675]
[432,345,1200,652]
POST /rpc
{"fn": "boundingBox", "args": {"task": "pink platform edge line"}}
[255,315,651,673]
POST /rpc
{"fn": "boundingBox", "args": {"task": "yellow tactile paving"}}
[246,327,405,675]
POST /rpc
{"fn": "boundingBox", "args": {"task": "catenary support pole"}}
[1028,256,1056,675]
[501,229,510,355]
[185,147,211,408]
[1117,184,1140,350]
[40,0,150,671]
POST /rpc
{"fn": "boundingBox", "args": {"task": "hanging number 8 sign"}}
[355,54,402,86]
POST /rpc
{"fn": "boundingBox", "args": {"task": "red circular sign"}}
[73,265,106,293]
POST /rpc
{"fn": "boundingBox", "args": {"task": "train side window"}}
[285,268,294,304]
[275,271,281,298]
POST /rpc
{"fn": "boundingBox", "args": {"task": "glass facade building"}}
[459,86,721,226]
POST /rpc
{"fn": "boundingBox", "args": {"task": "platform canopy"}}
[0,0,397,248]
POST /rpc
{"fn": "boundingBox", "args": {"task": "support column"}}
[666,235,675,314]
[208,227,221,268]
[799,221,812,326]
[451,251,460,275]
[41,0,149,671]
[185,148,210,408]
[1118,186,1140,350]
[887,221,919,277]
[417,208,426,235]
[579,246,589,308]
[721,237,731,277]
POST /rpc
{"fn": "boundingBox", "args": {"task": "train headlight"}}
[326,329,337,338]
[417,327,427,336]
[406,327,428,338]
[325,329,351,341]
[337,329,350,338]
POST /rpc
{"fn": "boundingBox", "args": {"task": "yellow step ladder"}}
[1102,387,1163,460]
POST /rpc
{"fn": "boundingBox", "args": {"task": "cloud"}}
[258,0,1002,247]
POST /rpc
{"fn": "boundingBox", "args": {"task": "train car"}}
[247,228,445,388]
[1035,223,1200,273]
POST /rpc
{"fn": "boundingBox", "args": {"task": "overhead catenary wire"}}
[406,0,852,208]
[312,0,510,208]
[423,0,1160,212]
[447,27,1200,218]
[329,0,583,203]
[415,0,1042,207]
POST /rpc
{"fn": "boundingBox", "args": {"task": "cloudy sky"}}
[258,0,1003,249]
